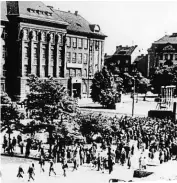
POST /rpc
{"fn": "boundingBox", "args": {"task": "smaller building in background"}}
[132,54,148,77]
[148,33,177,77]
[104,45,140,74]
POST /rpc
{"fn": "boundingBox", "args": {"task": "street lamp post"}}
[132,78,135,116]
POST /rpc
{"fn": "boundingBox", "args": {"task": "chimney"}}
[6,1,19,15]
[116,45,122,50]
[47,5,53,9]
[75,11,78,16]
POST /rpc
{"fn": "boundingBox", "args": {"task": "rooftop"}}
[114,45,138,55]
[1,1,68,26]
[154,33,177,44]
[50,8,107,37]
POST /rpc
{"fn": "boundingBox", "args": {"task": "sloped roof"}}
[154,33,177,44]
[1,1,8,22]
[114,45,137,55]
[6,1,68,25]
[52,9,106,37]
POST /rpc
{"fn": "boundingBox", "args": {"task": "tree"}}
[151,66,177,94]
[91,67,123,109]
[25,75,78,155]
[77,112,100,143]
[137,77,150,101]
[1,92,22,151]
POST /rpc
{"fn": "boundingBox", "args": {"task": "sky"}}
[43,1,177,55]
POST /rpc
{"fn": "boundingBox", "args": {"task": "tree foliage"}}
[25,75,79,153]
[90,67,123,108]
[151,66,177,94]
[1,92,22,145]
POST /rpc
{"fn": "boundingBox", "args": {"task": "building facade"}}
[104,45,139,74]
[147,33,177,77]
[51,9,106,98]
[132,54,148,77]
[0,1,8,92]
[1,1,106,101]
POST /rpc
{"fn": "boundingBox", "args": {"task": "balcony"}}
[67,63,82,68]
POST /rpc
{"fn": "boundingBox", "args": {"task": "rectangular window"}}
[84,39,88,49]
[83,53,88,64]
[33,44,38,64]
[58,50,62,66]
[73,38,77,48]
[58,66,62,77]
[67,37,71,47]
[42,46,47,60]
[1,83,5,92]
[165,54,168,60]
[126,60,129,64]
[2,45,6,58]
[78,53,82,64]
[76,69,82,77]
[124,67,128,72]
[24,65,29,76]
[95,41,99,50]
[50,66,54,76]
[70,69,76,77]
[41,65,46,77]
[32,65,37,75]
[33,46,38,65]
[24,47,29,59]
[170,54,173,60]
[50,48,54,64]
[66,52,71,63]
[72,53,76,63]
[175,54,177,60]
[78,38,82,48]
[65,69,69,77]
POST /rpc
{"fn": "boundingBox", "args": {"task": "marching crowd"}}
[2,116,177,181]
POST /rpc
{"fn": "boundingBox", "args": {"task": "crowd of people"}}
[2,116,177,181]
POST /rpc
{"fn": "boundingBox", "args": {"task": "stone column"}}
[38,32,42,77]
[55,34,59,78]
[29,30,34,74]
[20,29,25,77]
[47,33,51,77]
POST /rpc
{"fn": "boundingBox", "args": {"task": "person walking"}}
[39,156,45,172]
[62,158,68,177]
[17,165,24,179]
[49,159,56,176]
[27,163,35,181]
[108,156,114,174]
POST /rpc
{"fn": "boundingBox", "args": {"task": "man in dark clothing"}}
[27,163,35,181]
[108,157,114,174]
[17,165,24,178]
[12,137,17,151]
[39,156,45,172]
[97,153,101,171]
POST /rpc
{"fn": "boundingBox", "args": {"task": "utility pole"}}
[132,78,135,116]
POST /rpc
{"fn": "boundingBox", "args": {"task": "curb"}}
[1,153,40,161]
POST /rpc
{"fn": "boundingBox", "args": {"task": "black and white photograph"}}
[1,0,177,182]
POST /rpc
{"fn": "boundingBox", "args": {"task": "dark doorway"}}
[73,83,81,98]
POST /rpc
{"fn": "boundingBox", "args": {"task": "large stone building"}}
[148,33,177,77]
[0,1,106,101]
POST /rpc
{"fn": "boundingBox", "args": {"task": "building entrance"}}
[73,83,81,98]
